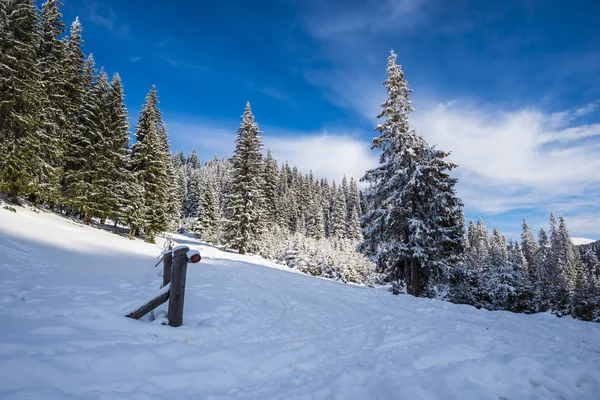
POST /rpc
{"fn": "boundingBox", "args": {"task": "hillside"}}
[1,206,600,400]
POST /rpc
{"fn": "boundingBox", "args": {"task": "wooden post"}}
[168,246,189,327]
[162,251,173,288]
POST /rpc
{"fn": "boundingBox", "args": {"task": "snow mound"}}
[572,237,596,246]
[1,206,600,399]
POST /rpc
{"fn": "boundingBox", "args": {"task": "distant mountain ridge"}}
[571,237,597,246]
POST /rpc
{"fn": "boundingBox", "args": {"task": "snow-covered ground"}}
[1,206,599,400]
[572,237,597,246]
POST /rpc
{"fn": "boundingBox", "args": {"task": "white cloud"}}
[410,102,600,214]
[264,133,378,184]
[562,213,600,239]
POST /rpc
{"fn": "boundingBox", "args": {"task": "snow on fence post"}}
[168,246,190,327]
[126,245,200,325]
[162,250,173,288]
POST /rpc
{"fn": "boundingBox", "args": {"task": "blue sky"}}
[60,0,600,240]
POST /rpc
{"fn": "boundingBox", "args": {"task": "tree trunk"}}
[411,258,420,297]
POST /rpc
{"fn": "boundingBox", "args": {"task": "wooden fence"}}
[126,245,201,327]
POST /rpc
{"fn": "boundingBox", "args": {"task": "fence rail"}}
[125,244,201,327]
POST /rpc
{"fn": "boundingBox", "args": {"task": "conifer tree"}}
[186,149,201,170]
[263,149,279,227]
[345,178,362,241]
[31,0,67,203]
[533,228,552,311]
[196,178,221,244]
[521,218,539,270]
[360,50,464,296]
[223,102,265,254]
[551,215,579,316]
[158,122,180,229]
[329,183,346,239]
[131,86,171,241]
[103,73,133,223]
[0,0,44,200]
[306,196,325,240]
[63,54,98,221]
[182,169,202,220]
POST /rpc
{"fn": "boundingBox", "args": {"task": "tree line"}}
[173,103,372,283]
[0,0,179,242]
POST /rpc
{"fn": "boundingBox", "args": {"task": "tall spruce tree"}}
[533,227,552,311]
[196,178,221,244]
[103,73,132,223]
[329,184,347,239]
[223,102,265,254]
[32,0,67,203]
[63,54,97,222]
[131,86,171,241]
[0,0,44,200]
[158,122,180,230]
[521,218,539,270]
[551,215,579,316]
[360,50,464,296]
[345,177,362,241]
[263,149,279,227]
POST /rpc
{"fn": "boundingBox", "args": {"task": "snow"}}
[1,206,600,400]
[572,237,596,246]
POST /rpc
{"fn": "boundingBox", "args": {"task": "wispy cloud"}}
[298,0,430,41]
[129,56,143,63]
[84,0,129,37]
[260,87,292,102]
[573,100,600,117]
[161,56,208,71]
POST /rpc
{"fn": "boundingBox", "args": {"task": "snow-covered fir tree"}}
[550,214,580,316]
[360,50,465,296]
[263,149,279,228]
[222,103,265,254]
[329,183,347,239]
[0,0,44,201]
[195,177,221,244]
[131,86,173,241]
[62,54,98,222]
[31,0,67,204]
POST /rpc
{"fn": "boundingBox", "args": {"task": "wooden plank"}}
[168,246,189,327]
[162,250,173,288]
[125,283,171,320]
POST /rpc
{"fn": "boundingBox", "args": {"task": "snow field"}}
[1,206,599,399]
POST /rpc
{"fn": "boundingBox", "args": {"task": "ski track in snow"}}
[1,206,600,399]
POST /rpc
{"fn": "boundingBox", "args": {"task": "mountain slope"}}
[1,206,599,400]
